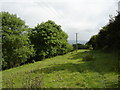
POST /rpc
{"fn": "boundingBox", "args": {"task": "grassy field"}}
[2,49,119,88]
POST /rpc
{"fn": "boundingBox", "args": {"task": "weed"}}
[22,73,44,88]
[4,78,15,88]
[30,75,44,88]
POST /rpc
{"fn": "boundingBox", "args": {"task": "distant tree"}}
[73,43,88,49]
[1,12,34,69]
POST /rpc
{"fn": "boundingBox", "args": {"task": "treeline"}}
[1,12,73,70]
[86,12,120,51]
[72,43,88,50]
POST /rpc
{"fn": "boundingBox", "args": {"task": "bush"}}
[82,53,95,61]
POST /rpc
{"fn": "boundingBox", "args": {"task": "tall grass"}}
[2,49,119,88]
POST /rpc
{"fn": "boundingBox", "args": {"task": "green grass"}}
[2,49,119,88]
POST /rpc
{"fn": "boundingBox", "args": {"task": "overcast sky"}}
[0,0,119,41]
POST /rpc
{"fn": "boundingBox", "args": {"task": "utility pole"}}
[76,33,78,52]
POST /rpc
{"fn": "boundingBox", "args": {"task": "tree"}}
[1,12,34,69]
[86,12,120,51]
[30,20,72,60]
[86,35,98,49]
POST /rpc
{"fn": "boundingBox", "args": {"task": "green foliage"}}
[1,12,73,69]
[30,20,73,60]
[87,12,120,50]
[2,50,119,88]
[86,35,99,49]
[73,43,88,50]
[1,12,35,69]
[66,43,73,52]
[1,58,7,69]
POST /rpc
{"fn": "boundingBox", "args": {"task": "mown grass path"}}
[2,50,119,88]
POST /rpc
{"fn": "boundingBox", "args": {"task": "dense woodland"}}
[1,12,73,70]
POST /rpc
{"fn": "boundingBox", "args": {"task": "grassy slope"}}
[2,50,119,88]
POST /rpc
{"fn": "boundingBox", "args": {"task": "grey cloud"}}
[0,0,118,41]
